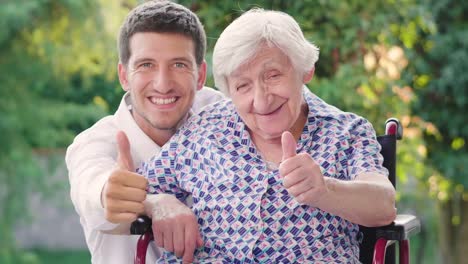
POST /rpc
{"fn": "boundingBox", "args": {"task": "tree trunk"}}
[438,196,468,264]
[456,198,468,264]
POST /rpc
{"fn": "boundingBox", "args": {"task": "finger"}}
[105,212,138,223]
[282,154,322,188]
[182,245,195,263]
[163,222,174,253]
[279,153,313,178]
[285,177,314,197]
[281,131,297,162]
[182,225,196,264]
[106,185,147,202]
[153,223,164,248]
[106,200,145,214]
[282,169,307,189]
[109,170,148,189]
[173,222,185,257]
[116,130,135,171]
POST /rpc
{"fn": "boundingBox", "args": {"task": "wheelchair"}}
[130,118,420,264]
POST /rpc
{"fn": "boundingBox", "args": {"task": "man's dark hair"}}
[118,0,206,66]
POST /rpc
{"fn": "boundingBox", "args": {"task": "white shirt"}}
[66,87,224,264]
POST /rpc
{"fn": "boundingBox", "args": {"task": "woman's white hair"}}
[213,8,319,95]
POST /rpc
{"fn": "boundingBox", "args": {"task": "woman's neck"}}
[252,136,283,164]
[251,103,308,164]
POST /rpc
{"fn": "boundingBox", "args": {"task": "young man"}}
[65,1,223,263]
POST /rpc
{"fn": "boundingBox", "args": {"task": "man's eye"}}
[174,62,187,68]
[140,62,153,68]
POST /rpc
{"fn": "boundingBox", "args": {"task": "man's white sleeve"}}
[66,131,120,231]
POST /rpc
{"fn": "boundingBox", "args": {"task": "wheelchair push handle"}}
[385,118,403,139]
[130,215,152,235]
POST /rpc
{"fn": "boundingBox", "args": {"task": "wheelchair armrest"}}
[376,214,420,241]
[130,215,152,235]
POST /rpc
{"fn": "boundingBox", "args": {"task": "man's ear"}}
[196,61,207,91]
[118,63,130,91]
[303,67,315,84]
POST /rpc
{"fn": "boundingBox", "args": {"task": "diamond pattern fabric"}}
[139,88,387,263]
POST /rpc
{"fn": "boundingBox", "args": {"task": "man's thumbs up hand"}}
[103,131,148,224]
[279,131,328,207]
[116,130,135,171]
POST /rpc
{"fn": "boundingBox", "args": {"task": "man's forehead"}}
[128,34,196,62]
[129,35,194,48]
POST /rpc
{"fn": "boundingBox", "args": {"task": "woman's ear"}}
[303,67,315,83]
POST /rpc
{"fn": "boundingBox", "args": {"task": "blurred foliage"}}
[1,0,467,263]
[397,0,468,261]
[402,0,468,197]
[0,0,118,262]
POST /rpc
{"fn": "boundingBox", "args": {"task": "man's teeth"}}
[151,97,176,105]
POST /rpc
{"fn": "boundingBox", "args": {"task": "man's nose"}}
[150,66,173,93]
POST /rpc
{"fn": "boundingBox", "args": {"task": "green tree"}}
[0,0,121,262]
[399,0,468,262]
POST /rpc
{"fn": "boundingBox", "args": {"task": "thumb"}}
[281,131,297,162]
[116,131,135,171]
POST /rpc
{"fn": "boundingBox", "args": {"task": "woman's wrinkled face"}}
[227,45,311,141]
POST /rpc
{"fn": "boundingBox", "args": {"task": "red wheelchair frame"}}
[130,118,420,264]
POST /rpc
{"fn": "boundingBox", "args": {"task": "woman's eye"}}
[267,73,281,79]
[236,84,248,91]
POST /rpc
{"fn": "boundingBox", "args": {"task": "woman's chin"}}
[255,127,287,140]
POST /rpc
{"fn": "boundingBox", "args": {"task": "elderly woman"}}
[140,8,396,263]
